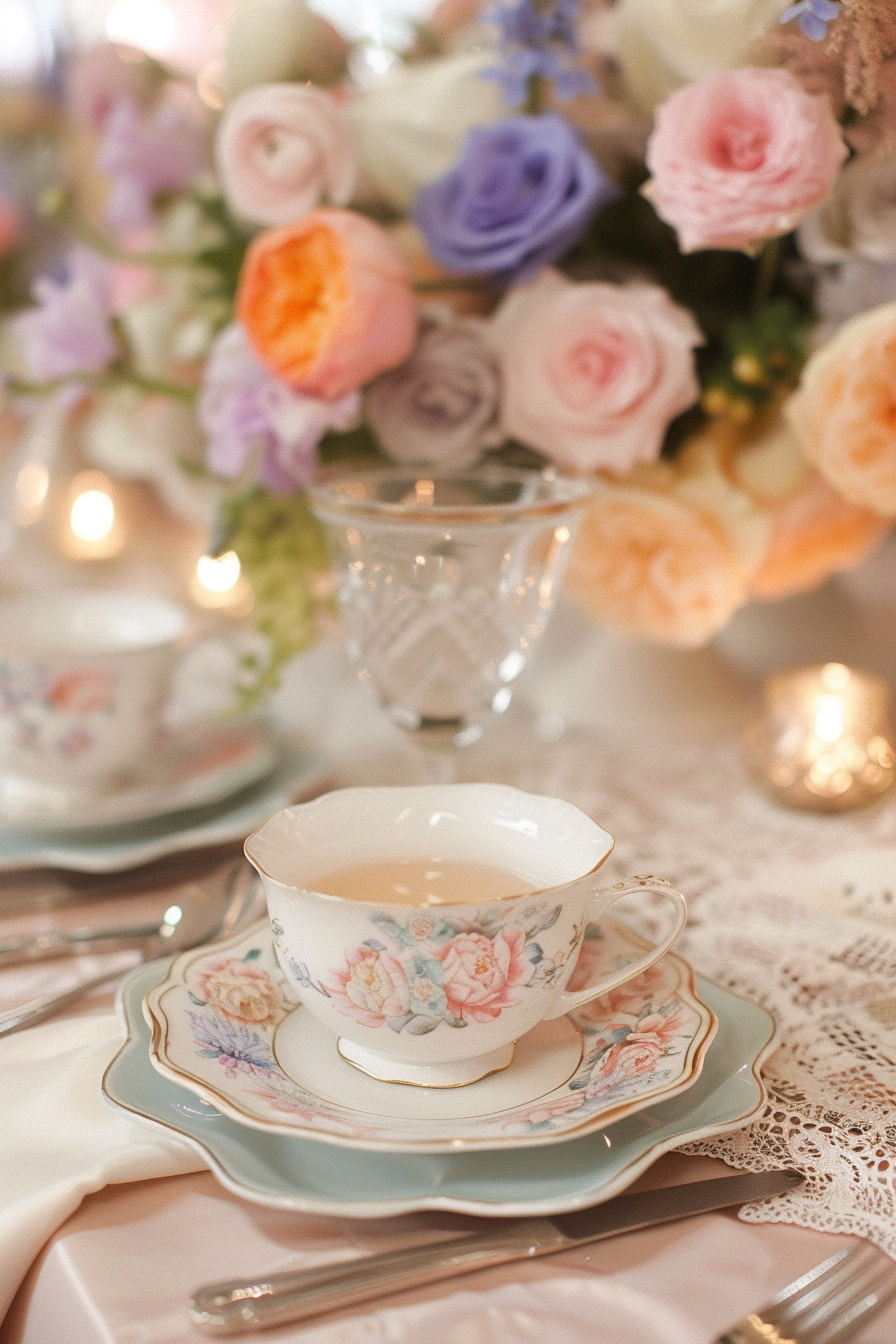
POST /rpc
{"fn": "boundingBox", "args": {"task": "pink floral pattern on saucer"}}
[145,917,718,1152]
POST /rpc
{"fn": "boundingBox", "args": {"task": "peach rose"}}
[193,957,283,1028]
[216,83,356,227]
[786,301,896,516]
[327,945,410,1028]
[435,926,533,1024]
[644,67,848,253]
[489,269,702,475]
[565,446,768,645]
[728,420,889,600]
[237,208,417,399]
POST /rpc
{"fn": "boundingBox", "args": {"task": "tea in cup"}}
[0,588,191,809]
[245,783,688,1088]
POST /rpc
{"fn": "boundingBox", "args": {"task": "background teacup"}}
[245,783,688,1088]
[0,588,191,808]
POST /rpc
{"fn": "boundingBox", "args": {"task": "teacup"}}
[0,588,191,807]
[245,783,688,1088]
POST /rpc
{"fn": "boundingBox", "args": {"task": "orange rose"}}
[725,417,889,601]
[237,207,417,399]
[786,301,896,515]
[565,444,768,646]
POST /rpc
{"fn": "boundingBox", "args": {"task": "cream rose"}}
[489,269,702,475]
[216,83,356,227]
[346,51,505,213]
[613,0,790,111]
[564,445,768,645]
[799,152,896,265]
[786,300,896,516]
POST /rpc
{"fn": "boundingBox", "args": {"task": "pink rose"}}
[46,668,115,714]
[216,83,356,228]
[594,1035,664,1087]
[489,269,702,474]
[192,957,283,1028]
[328,945,410,1028]
[436,926,533,1023]
[644,67,848,253]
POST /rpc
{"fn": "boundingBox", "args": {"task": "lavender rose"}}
[364,319,500,469]
[413,112,617,286]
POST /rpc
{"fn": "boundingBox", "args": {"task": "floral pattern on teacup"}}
[0,660,117,758]
[150,918,716,1148]
[319,901,582,1035]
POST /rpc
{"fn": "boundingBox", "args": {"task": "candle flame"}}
[814,694,844,744]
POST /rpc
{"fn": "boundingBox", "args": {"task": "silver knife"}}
[189,1168,803,1335]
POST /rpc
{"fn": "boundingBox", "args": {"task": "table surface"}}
[4,601,896,1344]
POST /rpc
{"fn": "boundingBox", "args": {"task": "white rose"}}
[216,83,356,227]
[613,0,789,110]
[346,51,505,213]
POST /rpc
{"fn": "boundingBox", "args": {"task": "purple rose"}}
[199,322,359,493]
[413,112,617,287]
[365,318,500,469]
[10,247,118,383]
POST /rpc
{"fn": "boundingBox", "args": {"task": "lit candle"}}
[189,549,253,613]
[743,662,896,813]
[58,470,125,561]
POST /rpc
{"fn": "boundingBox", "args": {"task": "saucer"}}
[106,956,777,1218]
[0,743,329,873]
[144,918,717,1153]
[0,723,277,830]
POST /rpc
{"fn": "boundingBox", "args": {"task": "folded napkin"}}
[0,1014,205,1322]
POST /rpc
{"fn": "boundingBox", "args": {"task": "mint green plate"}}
[0,746,327,873]
[103,959,777,1219]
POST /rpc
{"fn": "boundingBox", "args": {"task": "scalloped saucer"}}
[107,955,776,1219]
[0,723,277,831]
[144,918,718,1154]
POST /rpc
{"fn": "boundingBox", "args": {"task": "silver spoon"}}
[0,860,262,1036]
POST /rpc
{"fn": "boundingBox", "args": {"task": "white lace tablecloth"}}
[490,722,896,1258]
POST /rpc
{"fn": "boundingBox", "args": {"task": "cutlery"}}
[0,869,248,964]
[190,1168,803,1335]
[716,1239,896,1343]
[0,859,262,1036]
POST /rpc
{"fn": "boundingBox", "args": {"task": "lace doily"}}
[498,731,896,1256]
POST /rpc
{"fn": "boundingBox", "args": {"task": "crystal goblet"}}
[309,465,592,778]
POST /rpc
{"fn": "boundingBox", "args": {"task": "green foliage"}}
[702,299,812,424]
[215,488,334,706]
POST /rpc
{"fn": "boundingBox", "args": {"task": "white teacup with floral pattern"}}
[245,783,688,1088]
[0,588,191,810]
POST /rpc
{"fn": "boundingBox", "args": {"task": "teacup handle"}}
[543,876,687,1020]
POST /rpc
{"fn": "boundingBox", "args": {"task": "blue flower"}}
[484,0,597,107]
[189,1010,275,1078]
[780,0,840,42]
[414,113,618,287]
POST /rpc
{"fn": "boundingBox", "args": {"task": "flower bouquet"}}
[2,0,896,695]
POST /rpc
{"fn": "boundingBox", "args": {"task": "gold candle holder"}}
[743,662,896,813]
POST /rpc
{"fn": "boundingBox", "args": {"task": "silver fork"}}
[718,1242,896,1344]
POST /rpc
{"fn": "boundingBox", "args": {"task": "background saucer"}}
[106,957,776,1218]
[0,743,329,872]
[144,919,717,1152]
[0,723,277,830]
